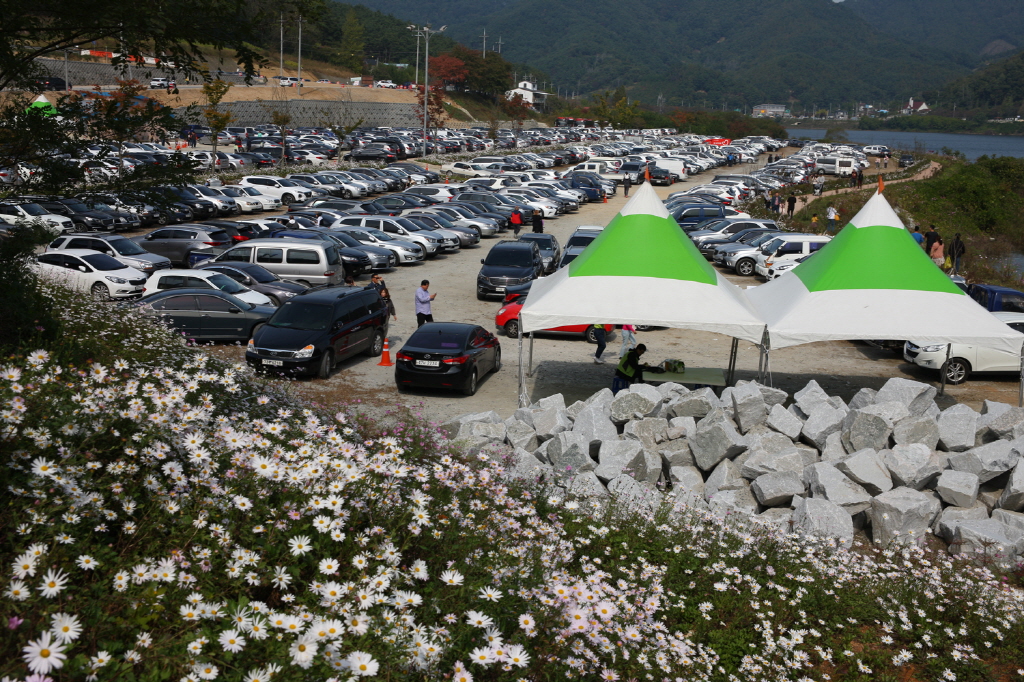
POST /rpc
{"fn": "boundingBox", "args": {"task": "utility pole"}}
[418,25,447,157]
[297,15,303,97]
[480,28,488,55]
[494,37,504,55]
[279,13,284,80]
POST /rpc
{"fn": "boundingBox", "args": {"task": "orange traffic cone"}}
[377,338,394,367]
[603,193,607,203]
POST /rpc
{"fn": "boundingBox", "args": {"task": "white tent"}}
[519,183,765,343]
[746,192,1024,354]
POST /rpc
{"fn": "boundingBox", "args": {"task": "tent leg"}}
[1018,345,1024,408]
[726,337,739,385]
[939,343,951,396]
[527,332,535,378]
[517,315,528,407]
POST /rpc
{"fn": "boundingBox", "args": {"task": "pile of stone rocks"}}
[442,377,1024,563]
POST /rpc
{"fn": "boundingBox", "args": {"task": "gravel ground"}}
[157,155,1022,422]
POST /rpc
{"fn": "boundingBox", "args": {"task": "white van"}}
[755,234,832,278]
[814,157,857,177]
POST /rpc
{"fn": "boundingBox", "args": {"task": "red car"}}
[496,294,612,342]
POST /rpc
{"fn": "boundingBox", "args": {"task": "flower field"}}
[2,284,1024,682]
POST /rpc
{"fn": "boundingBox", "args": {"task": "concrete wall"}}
[176,99,423,129]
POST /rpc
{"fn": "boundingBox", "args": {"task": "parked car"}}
[196,262,307,306]
[968,284,1024,313]
[477,240,544,299]
[211,238,347,287]
[517,233,561,273]
[904,312,1024,384]
[142,268,273,306]
[496,294,611,342]
[246,285,389,379]
[753,234,831,278]
[131,226,233,266]
[135,289,275,341]
[899,154,915,168]
[333,227,425,265]
[48,233,172,274]
[394,322,501,396]
[237,177,312,205]
[34,250,147,301]
[0,202,73,235]
[715,231,787,276]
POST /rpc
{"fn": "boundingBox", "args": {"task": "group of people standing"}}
[508,208,544,236]
[911,225,966,275]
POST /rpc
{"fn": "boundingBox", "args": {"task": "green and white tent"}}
[519,183,765,343]
[747,192,1024,354]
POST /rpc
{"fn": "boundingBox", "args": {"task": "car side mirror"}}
[78,266,89,273]
[228,307,241,314]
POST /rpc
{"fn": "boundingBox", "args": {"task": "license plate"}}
[415,360,439,367]
[262,359,284,366]
[494,287,505,292]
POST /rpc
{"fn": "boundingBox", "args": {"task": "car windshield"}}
[277,179,300,187]
[109,238,147,256]
[81,253,126,271]
[237,187,261,196]
[395,219,422,231]
[407,330,466,350]
[485,249,531,267]
[425,215,455,228]
[18,203,48,216]
[762,238,784,253]
[208,273,247,294]
[268,302,331,330]
[240,265,277,283]
[219,187,243,197]
[61,200,89,212]
[566,234,596,248]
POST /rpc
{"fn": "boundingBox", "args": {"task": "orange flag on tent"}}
[878,173,885,194]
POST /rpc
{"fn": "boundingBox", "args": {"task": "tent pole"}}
[517,315,528,407]
[527,332,535,377]
[939,343,951,396]
[727,337,739,385]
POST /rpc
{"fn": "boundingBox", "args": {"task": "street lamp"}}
[413,25,446,157]
[407,25,422,87]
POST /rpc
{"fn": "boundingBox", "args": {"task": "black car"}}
[350,168,403,191]
[135,288,275,341]
[159,187,217,219]
[197,262,307,306]
[19,197,123,232]
[476,240,544,299]
[395,322,501,396]
[517,233,561,274]
[236,152,276,169]
[269,230,373,277]
[899,154,915,168]
[345,147,397,162]
[374,194,434,211]
[649,168,674,186]
[388,163,440,183]
[246,286,389,379]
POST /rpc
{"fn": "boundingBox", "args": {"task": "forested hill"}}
[351,0,971,107]
[923,48,1024,116]
[841,0,1024,59]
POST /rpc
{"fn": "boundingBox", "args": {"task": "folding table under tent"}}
[746,192,1024,399]
[516,183,767,406]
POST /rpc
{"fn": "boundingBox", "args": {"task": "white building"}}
[505,81,550,108]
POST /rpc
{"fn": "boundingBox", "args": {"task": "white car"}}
[237,176,312,205]
[216,186,265,213]
[227,185,282,211]
[34,249,147,300]
[904,311,1024,384]
[0,202,73,235]
[290,149,330,166]
[440,162,499,178]
[143,269,273,307]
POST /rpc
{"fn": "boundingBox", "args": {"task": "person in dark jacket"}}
[949,233,967,275]
[622,176,632,197]
[531,209,544,233]
[615,343,649,386]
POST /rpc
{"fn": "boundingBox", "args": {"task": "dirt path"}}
[794,160,941,213]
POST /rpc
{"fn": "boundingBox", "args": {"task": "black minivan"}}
[476,240,544,299]
[246,286,388,379]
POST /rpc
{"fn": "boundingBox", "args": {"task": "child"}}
[811,214,819,230]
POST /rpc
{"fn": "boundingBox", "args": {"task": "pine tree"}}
[338,9,365,74]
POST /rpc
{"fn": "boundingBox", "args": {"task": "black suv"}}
[246,286,389,379]
[476,240,544,299]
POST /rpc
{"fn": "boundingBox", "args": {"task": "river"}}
[785,128,1024,161]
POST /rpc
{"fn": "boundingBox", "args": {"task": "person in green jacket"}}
[615,343,649,386]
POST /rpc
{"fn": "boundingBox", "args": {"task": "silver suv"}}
[48,233,173,274]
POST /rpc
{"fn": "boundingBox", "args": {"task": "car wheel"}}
[90,282,111,302]
[492,348,501,372]
[462,369,478,396]
[585,326,599,344]
[366,329,384,357]
[944,358,970,385]
[342,189,352,199]
[156,214,168,225]
[281,193,294,204]
[267,295,281,307]
[249,322,265,339]
[504,319,519,338]
[476,290,487,301]
[316,350,333,380]
[736,258,755,276]
[296,280,311,288]
[634,325,652,332]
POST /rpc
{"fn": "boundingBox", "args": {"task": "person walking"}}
[826,204,840,233]
[622,175,631,197]
[509,207,523,236]
[414,279,435,327]
[614,343,650,391]
[786,194,797,217]
[811,213,820,231]
[950,233,967,275]
[370,273,397,321]
[875,158,880,170]
[592,324,607,364]
[911,225,925,248]
[924,224,940,254]
[618,324,637,358]
[770,192,781,214]
[930,237,945,268]
[857,168,864,188]
[531,209,544,233]
[883,154,889,170]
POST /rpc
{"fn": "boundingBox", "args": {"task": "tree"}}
[0,0,323,92]
[415,86,448,140]
[449,45,513,97]
[337,8,365,73]
[202,79,233,165]
[429,54,468,89]
[502,93,531,133]
[271,110,292,168]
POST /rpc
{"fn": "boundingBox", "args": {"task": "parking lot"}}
[104,159,1018,421]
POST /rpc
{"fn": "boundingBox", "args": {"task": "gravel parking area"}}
[129,158,1019,422]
